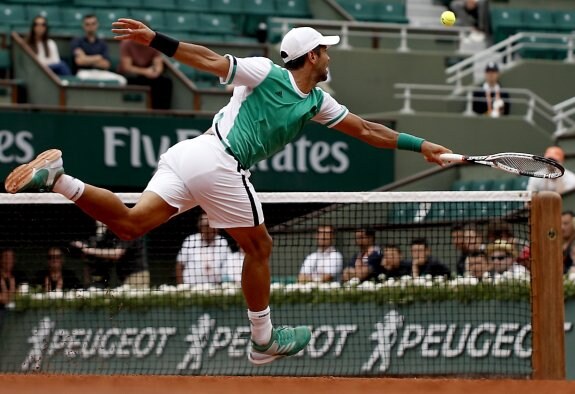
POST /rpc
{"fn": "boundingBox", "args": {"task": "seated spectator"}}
[527,146,575,194]
[561,210,575,274]
[36,247,81,292]
[409,238,451,278]
[118,37,172,109]
[456,224,483,276]
[377,244,411,280]
[449,0,490,36]
[26,16,72,76]
[1,248,17,313]
[71,14,127,85]
[473,62,510,117]
[486,239,528,276]
[71,220,150,289]
[176,211,229,285]
[465,250,491,279]
[342,228,381,283]
[298,225,343,283]
[222,239,244,284]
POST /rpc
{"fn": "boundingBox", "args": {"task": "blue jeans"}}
[49,62,72,76]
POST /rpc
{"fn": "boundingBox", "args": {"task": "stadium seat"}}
[196,13,237,35]
[164,12,197,32]
[242,0,276,15]
[469,179,494,191]
[519,35,567,60]
[0,4,27,27]
[114,0,143,8]
[491,178,515,191]
[60,7,94,27]
[26,5,63,26]
[490,8,524,42]
[176,0,211,12]
[511,176,529,190]
[425,201,471,222]
[452,179,472,191]
[553,10,575,33]
[277,0,310,18]
[142,0,177,10]
[94,8,128,30]
[128,10,166,30]
[211,0,243,14]
[74,0,109,7]
[388,202,418,224]
[337,0,374,21]
[373,2,409,24]
[522,9,554,32]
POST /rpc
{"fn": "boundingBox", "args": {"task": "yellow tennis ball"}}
[441,11,456,26]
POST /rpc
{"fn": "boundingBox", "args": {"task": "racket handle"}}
[440,153,465,163]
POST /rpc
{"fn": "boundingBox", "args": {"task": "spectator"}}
[298,225,343,283]
[26,16,72,76]
[456,224,483,276]
[36,247,81,292]
[222,239,244,284]
[473,62,510,117]
[71,14,127,85]
[71,220,150,289]
[466,250,491,279]
[0,248,17,308]
[377,244,411,280]
[342,228,381,283]
[561,210,575,274]
[409,238,451,278]
[527,146,575,194]
[176,211,229,285]
[486,219,530,269]
[486,239,528,276]
[449,0,490,36]
[118,38,172,109]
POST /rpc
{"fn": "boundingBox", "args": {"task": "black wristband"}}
[149,31,179,57]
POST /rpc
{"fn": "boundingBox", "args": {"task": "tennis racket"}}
[439,152,565,179]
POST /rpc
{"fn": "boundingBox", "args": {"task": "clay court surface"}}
[2,375,575,394]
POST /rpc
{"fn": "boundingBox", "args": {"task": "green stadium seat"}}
[0,4,27,27]
[211,0,243,14]
[277,0,310,18]
[114,0,143,7]
[128,10,166,30]
[554,10,575,33]
[183,33,228,43]
[425,201,472,222]
[523,9,554,32]
[242,0,276,15]
[511,176,529,190]
[176,0,211,12]
[95,8,128,29]
[60,7,94,27]
[74,0,109,7]
[26,5,63,26]
[452,179,472,191]
[491,178,515,191]
[142,0,177,10]
[7,0,67,4]
[196,13,237,35]
[519,35,567,60]
[470,179,494,191]
[491,8,524,42]
[164,12,197,32]
[338,0,374,21]
[373,2,409,24]
[388,202,418,224]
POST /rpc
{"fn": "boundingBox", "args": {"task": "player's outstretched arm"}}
[333,113,451,165]
[112,18,229,79]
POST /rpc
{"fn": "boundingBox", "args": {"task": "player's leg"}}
[4,149,180,240]
[226,224,311,366]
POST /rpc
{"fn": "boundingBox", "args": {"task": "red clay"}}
[1,375,575,394]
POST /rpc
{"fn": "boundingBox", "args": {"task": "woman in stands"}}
[26,15,72,76]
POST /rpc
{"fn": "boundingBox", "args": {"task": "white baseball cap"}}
[280,27,340,63]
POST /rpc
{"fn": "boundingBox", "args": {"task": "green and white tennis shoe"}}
[248,325,311,365]
[4,149,64,193]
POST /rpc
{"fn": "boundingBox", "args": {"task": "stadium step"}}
[406,0,446,27]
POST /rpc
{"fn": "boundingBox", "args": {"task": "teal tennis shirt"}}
[214,55,349,169]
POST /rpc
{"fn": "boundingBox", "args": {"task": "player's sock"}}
[53,175,85,202]
[248,307,273,345]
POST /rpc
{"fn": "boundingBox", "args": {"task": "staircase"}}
[406,0,448,27]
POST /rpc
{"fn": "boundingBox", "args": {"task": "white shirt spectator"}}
[299,246,343,282]
[35,39,61,66]
[223,250,244,283]
[177,233,229,285]
[527,169,575,194]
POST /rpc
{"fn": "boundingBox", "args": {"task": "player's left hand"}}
[421,141,451,166]
[112,18,155,46]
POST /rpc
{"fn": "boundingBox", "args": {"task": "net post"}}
[530,191,565,379]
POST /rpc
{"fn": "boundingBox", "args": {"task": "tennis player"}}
[4,20,452,365]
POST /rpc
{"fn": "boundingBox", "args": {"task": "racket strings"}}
[495,156,562,177]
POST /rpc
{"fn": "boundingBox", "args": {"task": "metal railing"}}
[445,32,575,89]
[395,83,557,133]
[553,97,575,136]
[269,17,473,53]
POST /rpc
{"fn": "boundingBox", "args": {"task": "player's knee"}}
[244,233,273,261]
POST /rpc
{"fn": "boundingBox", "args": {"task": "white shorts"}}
[145,134,264,228]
